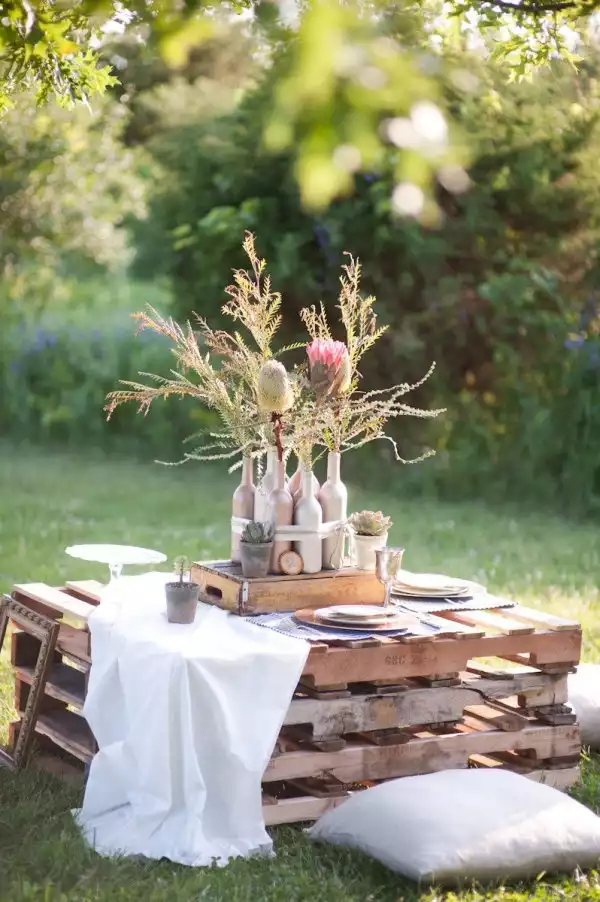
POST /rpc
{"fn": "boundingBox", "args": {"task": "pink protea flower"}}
[307,338,351,399]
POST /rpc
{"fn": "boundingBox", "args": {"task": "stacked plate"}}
[392,570,485,600]
[309,604,417,632]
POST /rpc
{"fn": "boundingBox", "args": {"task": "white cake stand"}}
[65,544,167,583]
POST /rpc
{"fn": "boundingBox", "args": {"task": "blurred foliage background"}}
[1,2,599,516]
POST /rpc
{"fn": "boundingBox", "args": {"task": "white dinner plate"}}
[316,605,391,620]
[394,570,472,593]
[296,608,418,631]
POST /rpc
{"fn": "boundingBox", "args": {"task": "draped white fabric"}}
[74,572,309,866]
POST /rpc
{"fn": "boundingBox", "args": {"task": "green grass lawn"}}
[1,443,600,902]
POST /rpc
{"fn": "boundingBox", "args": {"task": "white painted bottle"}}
[231,457,255,563]
[292,470,320,504]
[267,459,294,573]
[318,451,347,570]
[293,466,323,573]
[254,447,277,522]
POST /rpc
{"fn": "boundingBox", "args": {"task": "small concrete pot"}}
[240,541,273,579]
[165,582,199,624]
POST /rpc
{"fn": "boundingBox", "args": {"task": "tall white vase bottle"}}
[254,447,277,522]
[267,460,294,573]
[318,451,347,570]
[231,457,255,563]
[293,466,323,573]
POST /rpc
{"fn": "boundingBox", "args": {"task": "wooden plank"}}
[56,624,90,664]
[35,710,94,763]
[262,794,347,825]
[439,609,535,636]
[302,628,582,686]
[264,723,580,783]
[503,605,580,633]
[396,613,483,640]
[65,580,103,605]
[464,703,530,732]
[14,663,86,710]
[12,584,93,627]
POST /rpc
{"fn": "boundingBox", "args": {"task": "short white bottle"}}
[254,447,277,522]
[293,466,323,573]
[267,459,294,573]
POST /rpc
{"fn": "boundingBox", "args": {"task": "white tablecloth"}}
[74,572,309,866]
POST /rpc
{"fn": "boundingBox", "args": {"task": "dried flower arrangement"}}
[105,232,443,471]
[105,233,446,577]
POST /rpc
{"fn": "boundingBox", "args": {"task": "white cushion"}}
[569,664,600,749]
[307,769,600,885]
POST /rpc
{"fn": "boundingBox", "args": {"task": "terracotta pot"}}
[352,532,388,571]
[165,582,199,623]
[240,541,273,578]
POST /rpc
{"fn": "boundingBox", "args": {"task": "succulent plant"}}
[241,520,275,544]
[348,510,392,537]
[173,555,191,585]
[257,360,294,414]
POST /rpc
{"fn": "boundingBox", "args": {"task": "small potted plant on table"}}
[165,556,199,623]
[348,510,392,571]
[239,521,275,578]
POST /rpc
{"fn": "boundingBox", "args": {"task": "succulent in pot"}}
[165,556,199,624]
[239,520,275,578]
[348,510,393,571]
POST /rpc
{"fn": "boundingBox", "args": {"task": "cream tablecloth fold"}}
[74,572,309,866]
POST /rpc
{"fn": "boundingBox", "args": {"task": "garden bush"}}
[127,53,600,513]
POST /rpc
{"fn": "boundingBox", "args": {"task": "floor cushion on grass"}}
[307,769,600,885]
[569,664,600,749]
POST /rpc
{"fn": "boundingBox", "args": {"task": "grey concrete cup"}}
[165,582,199,623]
[240,541,273,578]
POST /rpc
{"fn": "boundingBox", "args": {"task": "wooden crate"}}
[191,560,385,615]
[6,578,583,828]
[8,580,101,767]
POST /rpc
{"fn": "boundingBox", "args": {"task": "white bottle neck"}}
[241,457,253,485]
[327,451,341,482]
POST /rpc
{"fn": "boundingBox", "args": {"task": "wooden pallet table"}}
[3,579,582,827]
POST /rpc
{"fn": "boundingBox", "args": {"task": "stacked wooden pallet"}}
[3,577,582,825]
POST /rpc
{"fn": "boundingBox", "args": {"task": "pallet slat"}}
[264,723,580,783]
[438,609,535,636]
[34,710,94,763]
[65,580,103,605]
[12,583,93,627]
[14,663,86,710]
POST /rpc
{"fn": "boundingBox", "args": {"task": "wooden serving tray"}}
[191,561,385,615]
